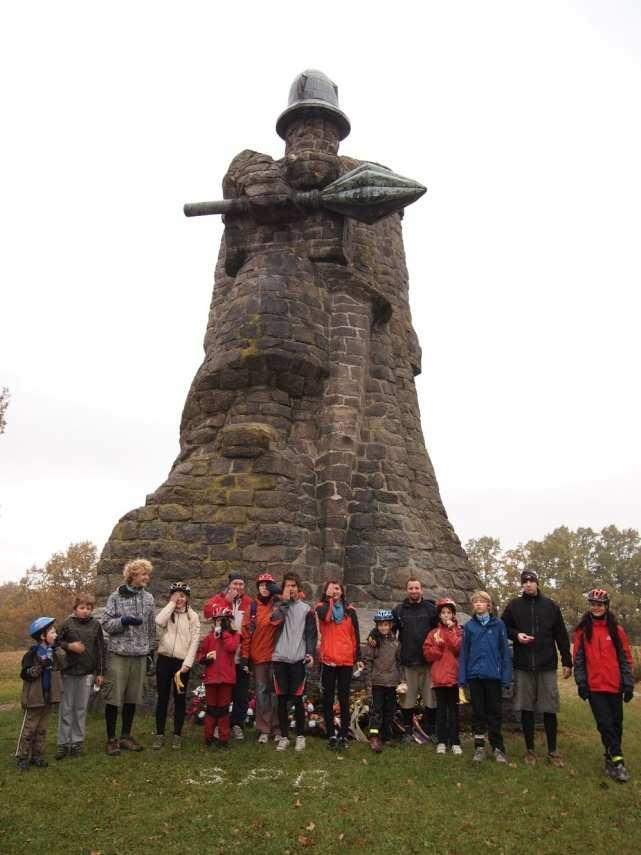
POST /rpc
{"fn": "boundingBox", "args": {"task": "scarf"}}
[477,612,491,626]
[332,602,345,624]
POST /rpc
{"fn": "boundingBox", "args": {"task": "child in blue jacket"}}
[459,591,512,763]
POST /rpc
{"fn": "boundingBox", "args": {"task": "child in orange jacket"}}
[423,598,463,755]
[197,606,240,750]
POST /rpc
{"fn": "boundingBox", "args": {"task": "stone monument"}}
[96,70,478,609]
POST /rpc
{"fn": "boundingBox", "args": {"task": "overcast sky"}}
[1,1,640,583]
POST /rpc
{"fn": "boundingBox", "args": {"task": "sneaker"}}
[451,744,463,756]
[172,735,182,750]
[327,736,338,750]
[494,748,508,764]
[614,763,630,783]
[547,752,564,768]
[106,739,121,756]
[55,745,69,761]
[472,746,486,763]
[369,735,383,753]
[338,736,349,751]
[17,758,30,772]
[258,733,269,745]
[69,743,83,758]
[524,751,537,766]
[231,725,244,741]
[295,735,306,752]
[30,756,48,768]
[152,734,165,750]
[276,737,289,751]
[119,736,144,752]
[436,743,447,755]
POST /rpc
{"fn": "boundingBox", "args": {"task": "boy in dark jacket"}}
[501,570,572,767]
[363,609,406,753]
[459,591,512,763]
[56,592,106,759]
[16,617,69,771]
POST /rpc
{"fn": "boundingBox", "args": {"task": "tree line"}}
[0,525,639,650]
[465,525,641,643]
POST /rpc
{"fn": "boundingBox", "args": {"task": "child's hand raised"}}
[206,650,217,661]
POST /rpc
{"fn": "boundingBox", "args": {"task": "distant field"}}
[0,655,639,855]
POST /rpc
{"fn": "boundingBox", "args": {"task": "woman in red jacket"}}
[196,605,240,751]
[423,598,463,755]
[573,589,635,783]
[316,581,363,750]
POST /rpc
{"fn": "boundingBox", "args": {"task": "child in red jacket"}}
[423,598,463,755]
[574,589,635,783]
[197,606,240,750]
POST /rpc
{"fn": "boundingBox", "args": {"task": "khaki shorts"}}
[513,669,560,713]
[399,664,436,710]
[101,654,146,707]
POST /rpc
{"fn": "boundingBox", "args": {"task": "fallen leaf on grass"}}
[361,758,368,764]
[298,835,313,846]
[521,789,528,795]
[306,822,316,832]
[294,799,302,808]
[456,782,462,790]
[338,833,345,842]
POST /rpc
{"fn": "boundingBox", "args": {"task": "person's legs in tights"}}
[543,712,557,754]
[321,665,337,739]
[521,709,535,752]
[105,704,118,740]
[155,656,173,736]
[336,667,352,739]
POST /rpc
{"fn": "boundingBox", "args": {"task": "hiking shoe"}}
[119,736,144,752]
[472,746,486,762]
[258,733,269,745]
[55,745,69,761]
[69,743,83,758]
[327,736,338,750]
[106,739,121,756]
[451,744,463,755]
[276,737,290,751]
[547,752,564,768]
[494,748,508,764]
[17,758,30,772]
[30,756,48,768]
[151,734,164,750]
[369,735,383,753]
[172,735,182,750]
[400,732,413,747]
[295,735,306,752]
[231,725,244,741]
[436,742,447,755]
[613,763,630,783]
[338,736,349,751]
[524,751,537,766]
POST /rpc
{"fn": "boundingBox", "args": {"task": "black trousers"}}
[369,685,397,740]
[468,679,504,751]
[321,665,352,739]
[230,663,250,729]
[589,691,624,758]
[434,686,460,746]
[155,655,187,736]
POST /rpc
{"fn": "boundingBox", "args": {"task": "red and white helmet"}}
[209,605,232,620]
[587,588,609,604]
[436,597,457,614]
[257,572,275,584]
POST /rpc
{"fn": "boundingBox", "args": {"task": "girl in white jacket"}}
[153,582,200,749]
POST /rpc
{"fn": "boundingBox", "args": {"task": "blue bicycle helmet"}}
[28,616,55,639]
[373,609,394,622]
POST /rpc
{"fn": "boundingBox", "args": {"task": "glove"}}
[121,615,143,626]
[173,670,185,695]
[578,685,590,701]
[623,689,634,703]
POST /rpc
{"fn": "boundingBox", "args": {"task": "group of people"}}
[16,560,636,783]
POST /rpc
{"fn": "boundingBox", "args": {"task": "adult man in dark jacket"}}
[393,579,438,743]
[501,570,572,767]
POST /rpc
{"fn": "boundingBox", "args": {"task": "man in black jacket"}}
[501,570,572,767]
[393,579,438,743]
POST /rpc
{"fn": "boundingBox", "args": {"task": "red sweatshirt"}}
[315,601,360,667]
[573,621,634,694]
[197,630,240,685]
[423,622,462,688]
[240,597,278,665]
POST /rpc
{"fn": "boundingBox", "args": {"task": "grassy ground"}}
[0,656,639,855]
